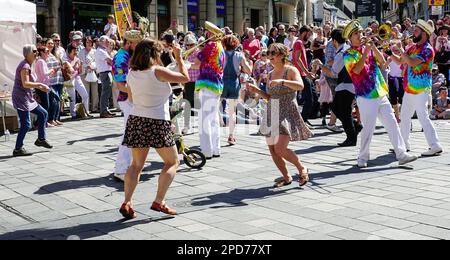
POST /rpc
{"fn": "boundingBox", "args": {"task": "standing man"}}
[104,14,118,38]
[393,20,444,157]
[321,29,361,147]
[195,25,225,160]
[342,21,417,168]
[51,33,66,59]
[293,25,316,124]
[112,30,143,182]
[95,36,116,118]
[276,24,287,44]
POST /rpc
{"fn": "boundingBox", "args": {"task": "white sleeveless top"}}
[127,66,172,120]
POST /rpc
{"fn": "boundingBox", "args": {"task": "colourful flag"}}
[114,0,133,39]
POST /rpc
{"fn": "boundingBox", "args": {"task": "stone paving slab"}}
[0,116,449,240]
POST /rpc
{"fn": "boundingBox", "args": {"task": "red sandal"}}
[119,203,137,220]
[151,201,177,215]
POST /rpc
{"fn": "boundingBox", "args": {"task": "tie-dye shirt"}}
[343,46,388,99]
[403,42,434,94]
[195,41,225,95]
[112,48,131,102]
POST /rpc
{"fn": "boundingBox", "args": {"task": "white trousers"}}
[114,100,133,174]
[400,92,441,151]
[199,88,221,157]
[357,96,408,162]
[68,76,90,116]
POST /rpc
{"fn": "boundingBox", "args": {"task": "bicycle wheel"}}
[183,149,206,169]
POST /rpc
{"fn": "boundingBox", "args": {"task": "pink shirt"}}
[243,38,261,61]
[35,58,50,85]
[292,40,308,77]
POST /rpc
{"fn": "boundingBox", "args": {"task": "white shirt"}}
[104,23,118,38]
[389,60,403,78]
[127,67,172,120]
[284,37,298,61]
[94,47,112,73]
[79,48,96,75]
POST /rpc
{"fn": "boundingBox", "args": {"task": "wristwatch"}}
[281,80,285,86]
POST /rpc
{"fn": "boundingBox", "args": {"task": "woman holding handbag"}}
[63,44,91,119]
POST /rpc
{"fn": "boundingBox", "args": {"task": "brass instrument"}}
[168,21,224,72]
[361,23,393,45]
[182,21,224,59]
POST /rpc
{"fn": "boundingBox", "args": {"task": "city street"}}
[1,116,450,240]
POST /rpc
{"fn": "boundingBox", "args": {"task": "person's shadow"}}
[0,216,173,240]
[190,185,298,209]
[34,162,164,194]
[66,134,122,146]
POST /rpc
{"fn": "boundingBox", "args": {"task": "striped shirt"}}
[46,54,64,86]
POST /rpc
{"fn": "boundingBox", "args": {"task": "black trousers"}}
[298,76,315,121]
[332,90,357,142]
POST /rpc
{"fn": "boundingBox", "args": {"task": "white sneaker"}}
[421,147,443,157]
[357,159,368,168]
[399,154,418,166]
[326,124,344,133]
[114,173,126,182]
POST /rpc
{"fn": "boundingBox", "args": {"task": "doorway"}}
[157,1,171,37]
[250,9,260,29]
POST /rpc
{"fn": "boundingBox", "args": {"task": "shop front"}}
[72,0,150,38]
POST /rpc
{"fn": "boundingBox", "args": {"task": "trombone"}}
[361,23,392,46]
[168,21,224,71]
[182,21,224,59]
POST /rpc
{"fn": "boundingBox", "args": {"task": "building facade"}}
[27,0,320,41]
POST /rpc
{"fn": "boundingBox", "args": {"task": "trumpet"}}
[361,23,393,45]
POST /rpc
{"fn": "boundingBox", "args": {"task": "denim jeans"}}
[37,87,60,122]
[51,84,64,121]
[15,105,48,150]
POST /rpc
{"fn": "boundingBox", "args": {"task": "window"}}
[217,0,226,28]
[158,4,169,16]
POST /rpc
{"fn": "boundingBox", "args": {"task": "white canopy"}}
[0,0,36,116]
[0,0,37,24]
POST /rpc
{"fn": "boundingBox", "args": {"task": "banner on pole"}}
[114,0,133,39]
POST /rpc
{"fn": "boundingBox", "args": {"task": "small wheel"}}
[183,149,206,169]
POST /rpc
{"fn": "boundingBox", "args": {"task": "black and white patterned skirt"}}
[122,115,175,148]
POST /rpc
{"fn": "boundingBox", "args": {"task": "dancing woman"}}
[119,39,189,219]
[248,43,312,188]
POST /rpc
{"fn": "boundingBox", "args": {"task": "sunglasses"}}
[268,50,279,56]
[32,50,38,54]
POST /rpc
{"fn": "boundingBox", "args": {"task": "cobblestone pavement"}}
[1,115,450,240]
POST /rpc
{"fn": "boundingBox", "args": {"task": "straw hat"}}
[416,19,434,37]
[125,30,144,42]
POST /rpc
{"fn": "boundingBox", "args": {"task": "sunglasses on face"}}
[268,50,279,56]
[32,50,38,54]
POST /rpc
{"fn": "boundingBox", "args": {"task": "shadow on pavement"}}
[295,145,340,155]
[0,216,173,240]
[190,186,298,209]
[34,162,164,194]
[66,134,122,146]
